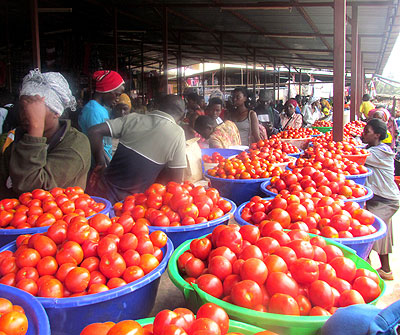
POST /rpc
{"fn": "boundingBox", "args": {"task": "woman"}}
[227,87,261,146]
[280,99,303,130]
[370,108,398,150]
[362,118,400,280]
[0,69,91,197]
[113,93,132,117]
[301,96,322,127]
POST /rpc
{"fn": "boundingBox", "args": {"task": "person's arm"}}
[87,123,111,168]
[249,111,261,142]
[294,114,303,129]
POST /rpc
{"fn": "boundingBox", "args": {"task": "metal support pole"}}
[177,32,182,95]
[30,0,41,69]
[357,42,362,116]
[220,33,223,92]
[350,5,358,121]
[333,0,346,142]
[263,65,266,89]
[277,68,280,102]
[245,57,248,89]
[114,8,118,71]
[141,42,144,104]
[288,65,291,100]
[273,59,276,103]
[163,6,169,94]
[202,59,205,96]
[253,49,256,95]
[299,69,302,96]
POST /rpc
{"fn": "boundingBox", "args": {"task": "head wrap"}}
[19,69,76,116]
[93,70,124,93]
[286,98,298,108]
[117,93,131,108]
[308,96,320,105]
[210,89,223,100]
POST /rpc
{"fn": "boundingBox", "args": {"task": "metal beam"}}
[333,0,346,142]
[163,6,168,93]
[30,0,40,69]
[350,6,358,121]
[114,8,118,71]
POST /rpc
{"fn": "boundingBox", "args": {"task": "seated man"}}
[88,95,187,203]
[194,115,241,149]
[0,69,91,197]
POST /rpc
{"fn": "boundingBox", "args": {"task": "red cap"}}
[93,70,124,93]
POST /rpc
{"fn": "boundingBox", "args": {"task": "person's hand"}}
[89,164,106,189]
[265,121,273,132]
[20,95,47,137]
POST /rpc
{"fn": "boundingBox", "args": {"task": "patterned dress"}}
[209,121,241,148]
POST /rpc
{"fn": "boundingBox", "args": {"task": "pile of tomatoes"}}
[271,127,322,139]
[0,298,28,335]
[241,193,376,238]
[249,139,300,154]
[202,152,225,164]
[113,183,232,227]
[0,187,107,230]
[265,168,368,200]
[306,142,368,157]
[207,152,283,180]
[0,212,168,298]
[80,302,277,335]
[344,121,366,137]
[311,133,360,146]
[178,223,381,317]
[312,121,333,127]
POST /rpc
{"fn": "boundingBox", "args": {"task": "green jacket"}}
[0,120,91,198]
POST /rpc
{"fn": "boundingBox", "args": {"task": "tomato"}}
[287,240,314,259]
[309,280,334,309]
[329,256,356,282]
[80,322,115,335]
[107,320,143,335]
[266,271,298,298]
[0,311,28,335]
[352,276,381,303]
[139,254,159,274]
[185,258,205,278]
[32,235,57,257]
[0,298,13,314]
[268,293,300,316]
[264,255,288,273]
[37,278,63,298]
[290,258,319,285]
[338,289,365,307]
[36,256,58,276]
[295,294,312,316]
[230,280,263,309]
[239,258,268,285]
[64,267,90,293]
[100,252,126,279]
[354,268,380,284]
[16,278,38,295]
[15,248,41,268]
[46,220,68,245]
[196,274,223,299]
[273,246,297,267]
[266,209,291,228]
[56,241,84,265]
[215,228,243,254]
[119,233,139,253]
[309,306,331,316]
[196,303,229,335]
[89,214,112,233]
[150,231,168,249]
[323,245,344,262]
[190,238,212,260]
[189,318,221,335]
[208,256,232,281]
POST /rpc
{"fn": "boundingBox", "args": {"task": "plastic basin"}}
[137,317,268,334]
[201,148,243,173]
[287,150,304,159]
[311,126,332,133]
[272,156,297,170]
[279,138,312,150]
[342,152,371,165]
[148,198,236,248]
[0,283,50,335]
[0,238,174,335]
[0,196,111,248]
[168,234,386,335]
[344,168,373,185]
[260,181,373,208]
[205,172,271,205]
[235,198,386,259]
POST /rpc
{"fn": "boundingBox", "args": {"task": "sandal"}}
[377,268,394,281]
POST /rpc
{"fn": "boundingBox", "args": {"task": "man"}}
[113,93,131,118]
[255,89,282,136]
[0,69,90,197]
[79,70,125,161]
[194,115,241,149]
[88,95,187,203]
[205,97,224,125]
[359,94,375,120]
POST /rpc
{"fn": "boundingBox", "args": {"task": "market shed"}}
[1,0,400,139]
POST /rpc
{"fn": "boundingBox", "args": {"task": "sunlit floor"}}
[373,209,400,309]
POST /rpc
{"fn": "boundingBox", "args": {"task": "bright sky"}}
[383,33,400,80]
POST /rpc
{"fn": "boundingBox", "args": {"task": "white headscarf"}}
[19,69,76,116]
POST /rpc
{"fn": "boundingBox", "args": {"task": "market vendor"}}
[362,118,400,281]
[205,97,224,125]
[194,115,241,149]
[255,89,282,136]
[113,93,132,117]
[79,70,125,162]
[0,69,91,197]
[279,99,303,130]
[359,94,375,120]
[87,94,187,203]
[301,96,323,127]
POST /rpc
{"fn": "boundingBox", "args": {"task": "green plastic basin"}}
[311,126,332,133]
[167,234,386,335]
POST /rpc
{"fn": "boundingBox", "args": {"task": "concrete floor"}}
[150,210,400,315]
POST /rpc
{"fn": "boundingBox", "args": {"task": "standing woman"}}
[228,87,261,146]
[362,118,400,280]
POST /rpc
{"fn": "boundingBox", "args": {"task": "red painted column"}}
[333,0,346,142]
[350,5,358,121]
[357,42,362,116]
[163,6,169,94]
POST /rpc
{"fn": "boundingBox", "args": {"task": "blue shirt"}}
[295,106,301,114]
[79,100,112,159]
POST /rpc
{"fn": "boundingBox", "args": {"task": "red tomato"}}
[338,289,365,307]
[268,293,300,316]
[230,280,263,309]
[329,256,356,282]
[290,258,319,285]
[309,280,335,309]
[196,274,223,299]
[64,267,90,293]
[99,252,126,279]
[196,303,229,335]
[266,271,298,298]
[352,276,381,303]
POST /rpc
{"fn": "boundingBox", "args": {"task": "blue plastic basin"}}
[201,148,243,173]
[0,283,50,335]
[205,172,271,205]
[260,181,373,208]
[287,150,304,159]
[344,168,373,186]
[234,199,386,260]
[0,238,174,335]
[0,196,111,247]
[148,198,236,248]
